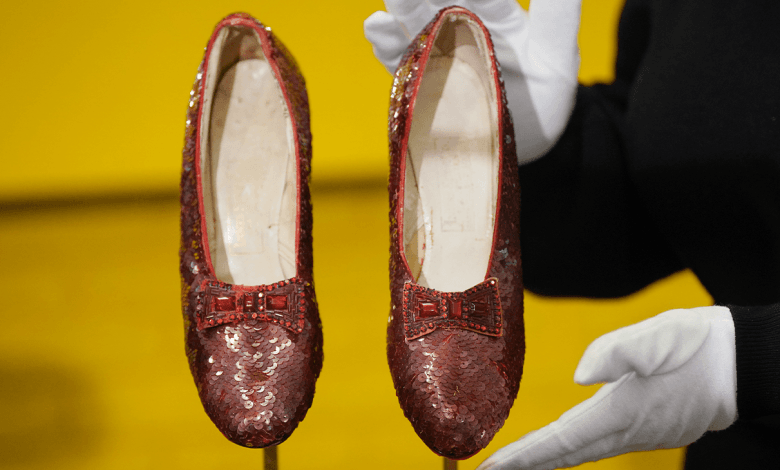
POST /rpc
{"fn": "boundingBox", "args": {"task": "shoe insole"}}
[207,58,296,286]
[405,53,497,293]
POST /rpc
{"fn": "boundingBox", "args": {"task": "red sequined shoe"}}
[180,13,322,448]
[387,7,525,459]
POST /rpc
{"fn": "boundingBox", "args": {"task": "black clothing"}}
[517,0,780,467]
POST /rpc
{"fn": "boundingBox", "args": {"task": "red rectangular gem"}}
[244,295,254,309]
[266,295,288,311]
[214,296,236,312]
[471,301,489,316]
[449,300,462,319]
[418,302,439,318]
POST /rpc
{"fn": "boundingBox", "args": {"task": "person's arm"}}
[730,303,780,427]
[518,0,686,298]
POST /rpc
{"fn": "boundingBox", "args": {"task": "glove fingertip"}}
[573,363,599,385]
[364,11,395,34]
[573,336,609,379]
[574,338,625,384]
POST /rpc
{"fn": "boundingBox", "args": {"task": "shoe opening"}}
[403,14,500,292]
[199,25,297,286]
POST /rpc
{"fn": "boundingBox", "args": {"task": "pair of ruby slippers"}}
[180,9,524,459]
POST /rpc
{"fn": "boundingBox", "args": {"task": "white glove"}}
[364,0,582,164]
[477,306,738,470]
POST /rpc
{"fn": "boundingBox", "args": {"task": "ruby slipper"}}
[180,13,322,448]
[386,6,525,459]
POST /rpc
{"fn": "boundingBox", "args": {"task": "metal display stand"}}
[264,446,278,470]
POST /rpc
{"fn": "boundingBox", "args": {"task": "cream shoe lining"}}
[404,18,499,292]
[200,26,297,286]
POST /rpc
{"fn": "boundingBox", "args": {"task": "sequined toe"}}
[395,329,514,459]
[194,321,321,447]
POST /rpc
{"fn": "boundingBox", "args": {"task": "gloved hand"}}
[364,0,582,163]
[477,306,738,470]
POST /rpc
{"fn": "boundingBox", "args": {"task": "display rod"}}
[264,446,278,470]
[444,458,458,470]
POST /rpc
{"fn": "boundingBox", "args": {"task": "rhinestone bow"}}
[192,277,307,333]
[402,278,503,340]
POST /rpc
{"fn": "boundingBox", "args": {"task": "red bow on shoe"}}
[192,278,307,333]
[402,278,503,340]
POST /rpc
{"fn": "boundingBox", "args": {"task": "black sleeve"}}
[518,0,684,298]
[730,303,780,426]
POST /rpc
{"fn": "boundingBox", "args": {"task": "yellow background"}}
[0,1,712,469]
